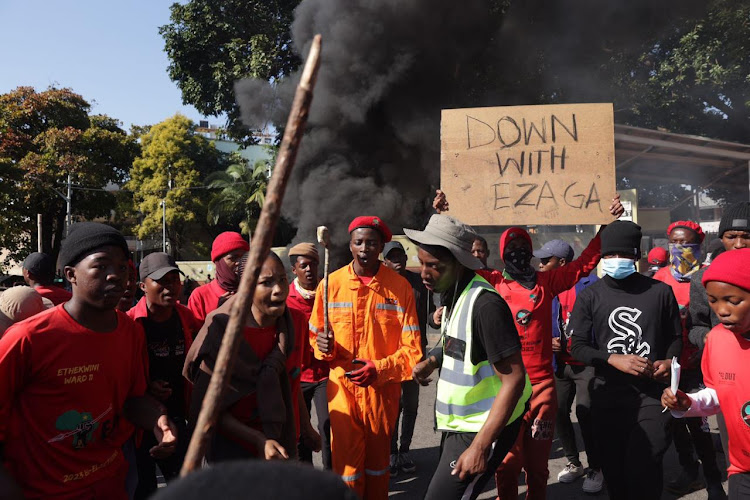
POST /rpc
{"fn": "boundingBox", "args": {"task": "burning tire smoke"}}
[235,0,705,265]
[235,0,496,262]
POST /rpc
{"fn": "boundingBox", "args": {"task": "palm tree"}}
[206,158,269,235]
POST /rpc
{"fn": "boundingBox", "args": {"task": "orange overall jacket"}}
[310,262,422,499]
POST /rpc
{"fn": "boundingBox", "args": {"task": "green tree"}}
[160,0,300,144]
[206,154,269,235]
[615,0,750,142]
[0,86,138,266]
[127,114,224,257]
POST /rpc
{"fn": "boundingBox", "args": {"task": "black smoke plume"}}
[235,0,705,264]
[236,0,497,262]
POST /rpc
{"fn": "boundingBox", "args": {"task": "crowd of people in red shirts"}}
[1,197,749,500]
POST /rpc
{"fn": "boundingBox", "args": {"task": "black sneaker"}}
[389,453,399,477]
[399,452,416,474]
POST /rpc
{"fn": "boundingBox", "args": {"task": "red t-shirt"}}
[187,280,226,324]
[228,325,278,437]
[287,283,329,383]
[702,325,750,476]
[479,235,601,384]
[34,284,72,306]
[228,309,306,442]
[358,275,373,285]
[556,285,585,366]
[653,267,700,368]
[0,305,148,499]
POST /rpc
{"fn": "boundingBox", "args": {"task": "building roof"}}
[615,124,750,203]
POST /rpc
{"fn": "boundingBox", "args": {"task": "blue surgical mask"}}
[602,258,636,279]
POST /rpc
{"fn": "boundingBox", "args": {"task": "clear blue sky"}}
[0,1,216,131]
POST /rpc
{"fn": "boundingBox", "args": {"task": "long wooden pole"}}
[180,34,322,476]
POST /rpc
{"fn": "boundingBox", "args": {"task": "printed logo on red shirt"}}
[515,309,532,326]
[742,402,750,428]
[49,405,112,449]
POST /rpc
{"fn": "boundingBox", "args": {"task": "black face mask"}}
[504,247,537,289]
[505,248,532,271]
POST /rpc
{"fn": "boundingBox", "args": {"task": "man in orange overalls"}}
[311,216,422,499]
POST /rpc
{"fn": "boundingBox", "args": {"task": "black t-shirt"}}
[142,310,187,417]
[569,273,682,406]
[434,272,520,367]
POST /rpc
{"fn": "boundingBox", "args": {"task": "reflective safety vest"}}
[435,275,532,433]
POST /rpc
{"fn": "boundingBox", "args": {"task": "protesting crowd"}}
[1,189,749,500]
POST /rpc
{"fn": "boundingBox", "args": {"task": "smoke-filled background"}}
[234,0,707,262]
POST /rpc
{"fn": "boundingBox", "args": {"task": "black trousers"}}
[424,416,523,500]
[672,368,722,483]
[717,411,731,468]
[592,402,672,500]
[298,379,332,469]
[391,379,420,454]
[554,364,599,469]
[134,417,188,500]
[729,472,750,500]
[673,416,722,483]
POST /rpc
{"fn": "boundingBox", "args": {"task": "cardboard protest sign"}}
[440,103,616,225]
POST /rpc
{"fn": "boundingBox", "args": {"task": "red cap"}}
[667,220,705,243]
[499,227,533,261]
[348,216,392,242]
[211,231,250,261]
[647,247,668,266]
[702,248,750,291]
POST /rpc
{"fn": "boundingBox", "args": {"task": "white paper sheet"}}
[670,355,681,394]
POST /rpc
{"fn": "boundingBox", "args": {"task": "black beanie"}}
[58,222,129,269]
[600,220,642,258]
[718,202,750,237]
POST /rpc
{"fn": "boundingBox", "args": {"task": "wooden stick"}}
[180,34,322,476]
[316,226,330,342]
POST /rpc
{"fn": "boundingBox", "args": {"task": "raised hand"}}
[433,189,449,214]
[609,193,625,219]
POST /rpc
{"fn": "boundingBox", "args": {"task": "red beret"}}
[647,247,668,266]
[348,216,392,242]
[211,231,250,261]
[702,248,750,291]
[499,227,533,261]
[668,220,705,243]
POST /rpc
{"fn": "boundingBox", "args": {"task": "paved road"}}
[310,334,728,499]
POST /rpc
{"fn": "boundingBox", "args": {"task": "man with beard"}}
[187,232,249,324]
[311,216,422,500]
[433,190,623,499]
